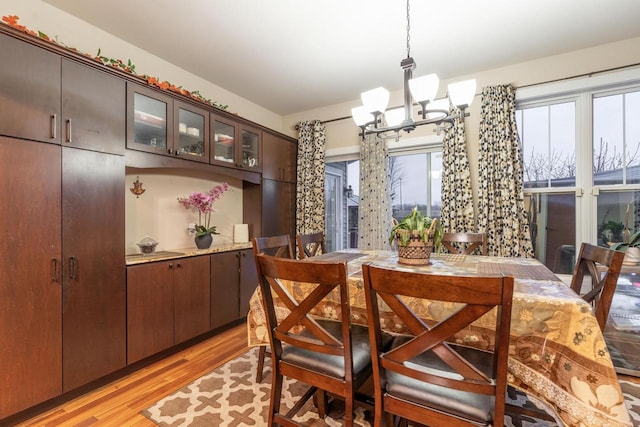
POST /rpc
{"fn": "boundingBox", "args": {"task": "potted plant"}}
[178,182,229,249]
[610,230,640,265]
[389,207,443,265]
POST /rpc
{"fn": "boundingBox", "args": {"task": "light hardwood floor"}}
[12,322,640,426]
[15,324,249,427]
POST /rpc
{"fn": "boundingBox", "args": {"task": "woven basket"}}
[395,229,434,265]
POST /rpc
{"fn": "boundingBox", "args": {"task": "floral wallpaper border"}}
[1,15,229,112]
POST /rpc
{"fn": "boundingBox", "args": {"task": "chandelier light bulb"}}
[408,73,439,103]
[448,79,477,108]
[384,108,405,127]
[361,87,390,114]
[426,98,450,119]
[351,106,374,126]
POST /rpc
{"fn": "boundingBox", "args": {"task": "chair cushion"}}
[385,335,496,423]
[282,319,392,380]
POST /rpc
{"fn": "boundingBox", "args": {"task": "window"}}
[325,145,442,251]
[517,80,640,273]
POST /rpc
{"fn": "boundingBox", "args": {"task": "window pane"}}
[593,94,623,185]
[390,153,428,219]
[549,103,575,187]
[430,153,442,218]
[525,193,576,274]
[597,191,640,246]
[626,91,640,183]
[519,102,576,188]
[521,106,550,188]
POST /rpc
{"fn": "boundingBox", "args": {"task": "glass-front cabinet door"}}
[241,125,260,171]
[174,101,209,163]
[127,84,173,155]
[211,116,237,166]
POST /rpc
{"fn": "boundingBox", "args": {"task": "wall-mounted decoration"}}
[130,176,146,198]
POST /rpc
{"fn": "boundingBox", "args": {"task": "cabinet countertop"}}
[126,242,252,266]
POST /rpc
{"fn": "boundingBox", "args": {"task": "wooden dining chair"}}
[441,232,487,255]
[296,231,327,259]
[362,262,514,427]
[570,242,625,331]
[255,253,384,426]
[251,235,295,383]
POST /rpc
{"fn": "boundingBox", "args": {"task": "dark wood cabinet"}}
[240,249,259,316]
[0,33,126,155]
[61,60,126,155]
[0,32,60,144]
[174,256,211,344]
[127,83,210,163]
[127,262,175,364]
[262,179,297,241]
[210,115,261,172]
[61,148,126,392]
[127,256,210,364]
[262,131,297,182]
[0,137,62,418]
[211,249,258,328]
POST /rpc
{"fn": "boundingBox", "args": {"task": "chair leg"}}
[256,345,268,383]
[268,367,284,426]
[313,389,327,418]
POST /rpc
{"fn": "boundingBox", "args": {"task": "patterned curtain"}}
[477,85,534,257]
[440,107,475,233]
[358,133,392,249]
[296,120,326,235]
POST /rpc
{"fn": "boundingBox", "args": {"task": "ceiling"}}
[43,0,640,116]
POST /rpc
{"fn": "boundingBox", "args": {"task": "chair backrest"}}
[254,253,354,377]
[441,232,487,255]
[362,262,514,426]
[296,232,327,259]
[570,242,624,330]
[252,234,294,259]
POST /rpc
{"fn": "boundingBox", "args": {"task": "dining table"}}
[246,249,632,427]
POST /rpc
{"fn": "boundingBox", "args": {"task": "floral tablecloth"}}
[247,250,632,427]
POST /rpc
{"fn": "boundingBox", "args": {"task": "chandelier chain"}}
[406,0,411,58]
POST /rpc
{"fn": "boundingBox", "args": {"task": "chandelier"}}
[351,0,476,140]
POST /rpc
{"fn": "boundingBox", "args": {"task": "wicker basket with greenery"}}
[389,207,443,265]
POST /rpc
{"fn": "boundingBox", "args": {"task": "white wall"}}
[124,171,243,254]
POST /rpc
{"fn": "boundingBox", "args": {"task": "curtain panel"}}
[296,120,326,236]
[358,133,392,250]
[477,85,534,257]
[440,107,475,234]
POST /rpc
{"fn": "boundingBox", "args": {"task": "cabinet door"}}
[174,101,209,163]
[61,148,126,391]
[262,179,297,241]
[241,125,261,171]
[0,137,62,418]
[127,262,174,364]
[262,132,297,182]
[61,59,126,155]
[0,32,60,144]
[127,83,174,156]
[211,251,241,328]
[175,256,211,344]
[239,249,259,317]
[211,115,238,167]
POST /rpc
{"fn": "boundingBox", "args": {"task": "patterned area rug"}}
[143,347,640,427]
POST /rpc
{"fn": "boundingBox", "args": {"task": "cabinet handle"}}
[69,256,77,280]
[65,119,72,143]
[176,263,182,269]
[51,258,59,282]
[51,114,57,139]
[169,263,174,269]
[168,149,173,155]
